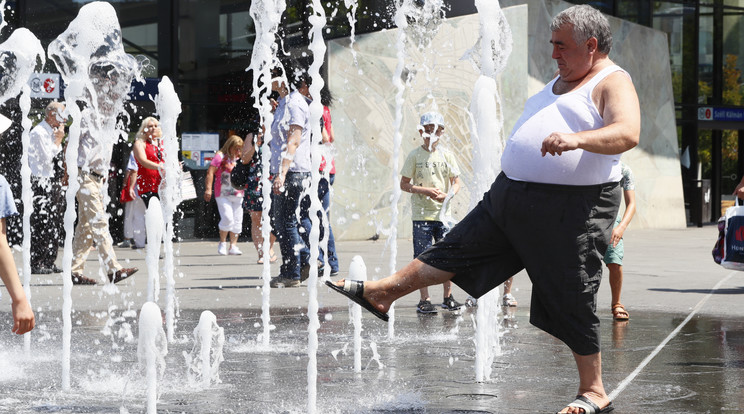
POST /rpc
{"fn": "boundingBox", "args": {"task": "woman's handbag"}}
[713,199,744,270]
[120,175,134,203]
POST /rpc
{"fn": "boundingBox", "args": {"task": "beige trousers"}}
[71,172,121,275]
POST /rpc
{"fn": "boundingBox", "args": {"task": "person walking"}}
[71,110,139,285]
[237,130,277,264]
[121,151,146,249]
[328,5,640,413]
[306,86,340,276]
[268,63,314,288]
[400,111,462,313]
[605,162,636,321]
[204,134,245,256]
[28,101,67,274]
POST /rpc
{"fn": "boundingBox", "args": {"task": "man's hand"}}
[734,180,744,200]
[272,174,285,195]
[203,189,212,202]
[52,126,65,147]
[541,132,580,157]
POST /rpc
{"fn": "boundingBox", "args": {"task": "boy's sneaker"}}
[417,300,438,314]
[441,294,462,310]
[465,296,478,307]
[502,293,518,307]
[270,276,300,288]
[228,245,243,255]
[217,242,227,256]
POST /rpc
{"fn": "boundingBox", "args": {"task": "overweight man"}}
[328,5,640,414]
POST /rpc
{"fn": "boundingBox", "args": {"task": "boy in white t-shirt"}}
[400,112,463,313]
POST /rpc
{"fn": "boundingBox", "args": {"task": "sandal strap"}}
[343,279,363,297]
[567,395,600,414]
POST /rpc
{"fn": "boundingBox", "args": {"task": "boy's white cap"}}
[420,111,444,127]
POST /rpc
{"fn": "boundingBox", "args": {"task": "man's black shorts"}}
[417,172,621,355]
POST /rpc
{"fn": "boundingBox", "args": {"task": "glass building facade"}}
[1,0,742,240]
[587,0,744,225]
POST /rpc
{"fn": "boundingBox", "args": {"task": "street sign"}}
[29,73,60,99]
[698,106,744,122]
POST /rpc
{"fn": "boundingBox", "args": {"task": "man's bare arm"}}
[541,71,640,156]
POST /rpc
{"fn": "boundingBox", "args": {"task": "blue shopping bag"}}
[714,200,744,270]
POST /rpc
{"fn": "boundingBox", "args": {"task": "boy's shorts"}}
[603,221,624,265]
[412,220,448,258]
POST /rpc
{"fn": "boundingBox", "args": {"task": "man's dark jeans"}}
[274,171,310,280]
[300,174,339,273]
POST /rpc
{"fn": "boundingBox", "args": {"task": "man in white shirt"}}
[70,109,138,285]
[268,64,314,288]
[28,101,66,274]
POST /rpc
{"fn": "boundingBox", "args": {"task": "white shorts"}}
[215,195,243,234]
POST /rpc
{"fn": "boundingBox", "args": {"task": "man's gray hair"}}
[45,101,64,117]
[550,5,612,55]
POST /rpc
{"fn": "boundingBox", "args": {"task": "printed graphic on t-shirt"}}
[219,160,239,197]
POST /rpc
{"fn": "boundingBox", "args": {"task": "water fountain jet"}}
[48,0,143,390]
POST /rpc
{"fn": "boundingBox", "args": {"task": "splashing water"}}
[0,0,7,34]
[383,0,447,339]
[48,1,143,390]
[306,1,328,412]
[247,0,286,348]
[404,0,446,51]
[348,256,367,373]
[145,198,164,303]
[343,0,359,64]
[154,76,183,342]
[183,310,225,388]
[366,341,384,370]
[386,0,415,340]
[468,0,512,382]
[137,302,168,414]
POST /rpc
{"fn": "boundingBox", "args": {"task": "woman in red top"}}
[132,116,163,208]
[314,87,339,274]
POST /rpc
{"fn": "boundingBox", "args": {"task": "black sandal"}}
[325,280,389,322]
[558,395,614,414]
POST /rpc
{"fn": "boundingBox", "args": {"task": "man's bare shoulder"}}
[595,69,635,94]
[592,68,637,109]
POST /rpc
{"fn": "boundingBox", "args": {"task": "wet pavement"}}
[0,226,743,413]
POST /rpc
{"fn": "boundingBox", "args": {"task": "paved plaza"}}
[0,225,742,413]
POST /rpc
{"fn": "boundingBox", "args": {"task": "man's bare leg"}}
[333,258,455,314]
[558,352,610,413]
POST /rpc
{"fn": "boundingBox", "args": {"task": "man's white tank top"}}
[501,65,629,185]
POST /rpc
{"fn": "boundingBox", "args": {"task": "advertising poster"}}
[29,73,61,99]
[181,133,219,169]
